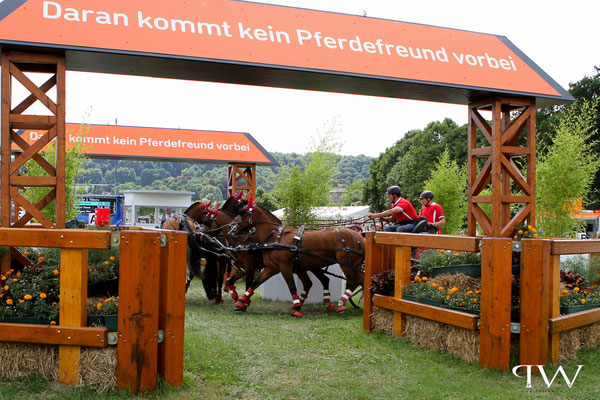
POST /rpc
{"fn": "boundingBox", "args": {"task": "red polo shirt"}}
[390,197,419,223]
[419,202,445,233]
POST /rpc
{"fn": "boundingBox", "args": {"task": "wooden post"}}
[58,248,88,384]
[519,239,551,365]
[393,246,411,336]
[479,237,513,371]
[117,231,161,394]
[157,231,187,387]
[548,252,561,363]
[363,232,384,331]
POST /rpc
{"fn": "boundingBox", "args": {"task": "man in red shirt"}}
[419,191,445,234]
[368,186,420,232]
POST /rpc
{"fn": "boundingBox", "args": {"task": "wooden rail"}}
[0,227,187,394]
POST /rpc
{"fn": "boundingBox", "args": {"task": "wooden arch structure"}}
[0,0,575,390]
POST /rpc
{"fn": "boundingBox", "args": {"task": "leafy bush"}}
[88,297,118,316]
[402,279,481,311]
[418,249,480,275]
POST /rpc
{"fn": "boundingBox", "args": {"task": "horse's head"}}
[229,196,257,235]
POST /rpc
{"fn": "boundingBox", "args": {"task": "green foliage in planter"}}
[88,296,118,316]
[88,248,120,284]
[560,286,600,307]
[0,264,60,320]
[402,280,481,311]
[418,249,480,275]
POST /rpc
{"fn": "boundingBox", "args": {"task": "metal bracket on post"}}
[107,332,118,345]
[157,330,165,343]
[510,322,521,334]
[111,231,120,248]
[160,234,167,247]
[512,241,522,252]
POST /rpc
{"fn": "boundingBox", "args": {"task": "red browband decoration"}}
[244,196,256,212]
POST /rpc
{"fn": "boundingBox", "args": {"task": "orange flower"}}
[414,276,422,282]
[562,289,569,294]
[473,298,478,304]
[50,321,56,325]
[527,225,533,231]
[104,298,112,303]
[422,277,428,282]
[438,286,444,291]
[109,256,115,261]
[16,272,21,278]
[518,230,523,235]
[459,302,465,306]
[12,279,17,282]
[96,302,102,311]
[52,269,59,275]
[449,287,458,295]
[23,251,30,257]
[40,293,47,299]
[6,299,13,305]
[467,290,474,295]
[104,261,110,265]
[24,294,32,300]
[574,287,580,292]
[581,299,587,304]
[18,299,24,303]
[531,227,536,233]
[446,295,450,299]
[4,285,9,291]
[533,234,538,238]
[38,257,46,263]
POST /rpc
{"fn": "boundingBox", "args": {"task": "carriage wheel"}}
[348,287,364,308]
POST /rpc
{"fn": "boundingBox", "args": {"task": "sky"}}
[37,1,600,157]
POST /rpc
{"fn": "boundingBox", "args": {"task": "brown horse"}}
[229,199,365,317]
[195,195,341,312]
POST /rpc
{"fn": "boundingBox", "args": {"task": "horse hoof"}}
[214,298,224,305]
[326,303,336,312]
[336,305,347,314]
[292,310,303,317]
[235,300,248,310]
[234,306,247,312]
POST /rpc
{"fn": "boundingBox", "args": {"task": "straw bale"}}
[405,315,449,352]
[80,347,117,392]
[371,306,393,334]
[559,329,581,362]
[577,322,600,349]
[447,326,479,362]
[0,343,116,391]
[431,273,479,292]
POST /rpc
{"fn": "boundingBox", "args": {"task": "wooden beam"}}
[1,53,10,227]
[9,187,54,228]
[157,231,187,387]
[0,324,107,347]
[551,240,600,255]
[58,248,88,385]
[479,238,512,371]
[363,232,383,331]
[9,114,57,125]
[0,227,111,249]
[10,176,57,187]
[393,246,411,336]
[550,308,600,334]
[519,239,550,365]
[373,295,479,331]
[10,128,56,175]
[373,232,480,252]
[12,188,57,227]
[470,108,493,145]
[471,204,492,237]
[470,157,492,196]
[9,62,58,114]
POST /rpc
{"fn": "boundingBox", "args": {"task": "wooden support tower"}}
[467,97,536,238]
[227,163,256,200]
[1,52,66,229]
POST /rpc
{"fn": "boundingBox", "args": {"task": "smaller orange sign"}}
[17,124,276,164]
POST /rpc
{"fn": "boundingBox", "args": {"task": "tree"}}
[275,118,342,220]
[23,124,89,222]
[255,188,280,211]
[536,98,600,237]
[422,150,467,234]
[341,181,364,206]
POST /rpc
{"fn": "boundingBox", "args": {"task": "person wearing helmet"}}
[368,186,420,232]
[419,191,445,234]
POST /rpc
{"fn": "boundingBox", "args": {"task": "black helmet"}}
[386,186,401,196]
[420,191,434,200]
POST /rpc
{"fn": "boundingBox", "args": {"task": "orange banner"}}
[16,124,276,164]
[0,0,565,99]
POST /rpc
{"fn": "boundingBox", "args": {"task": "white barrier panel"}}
[260,264,344,304]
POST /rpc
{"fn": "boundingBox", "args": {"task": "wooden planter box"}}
[431,264,481,278]
[402,294,480,315]
[87,315,118,331]
[560,303,600,315]
[0,317,54,325]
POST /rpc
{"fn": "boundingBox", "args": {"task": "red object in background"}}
[95,208,110,226]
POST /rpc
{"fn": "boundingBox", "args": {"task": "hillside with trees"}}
[77,152,372,207]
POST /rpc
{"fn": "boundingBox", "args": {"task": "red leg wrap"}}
[230,288,239,301]
[336,305,348,313]
[292,294,302,309]
[327,303,336,312]
[292,310,303,317]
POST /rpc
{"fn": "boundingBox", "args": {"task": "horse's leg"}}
[185,274,193,293]
[224,269,245,301]
[336,264,364,313]
[213,258,227,304]
[234,266,277,312]
[311,269,335,312]
[280,268,303,318]
[296,269,313,305]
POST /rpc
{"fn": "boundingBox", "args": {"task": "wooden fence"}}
[363,232,600,371]
[0,227,187,394]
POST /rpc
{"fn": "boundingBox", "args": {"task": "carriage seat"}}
[411,216,429,233]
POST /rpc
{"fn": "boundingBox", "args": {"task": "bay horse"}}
[194,195,340,312]
[160,213,211,296]
[229,198,365,317]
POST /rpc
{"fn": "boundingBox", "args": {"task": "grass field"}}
[1,281,600,399]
